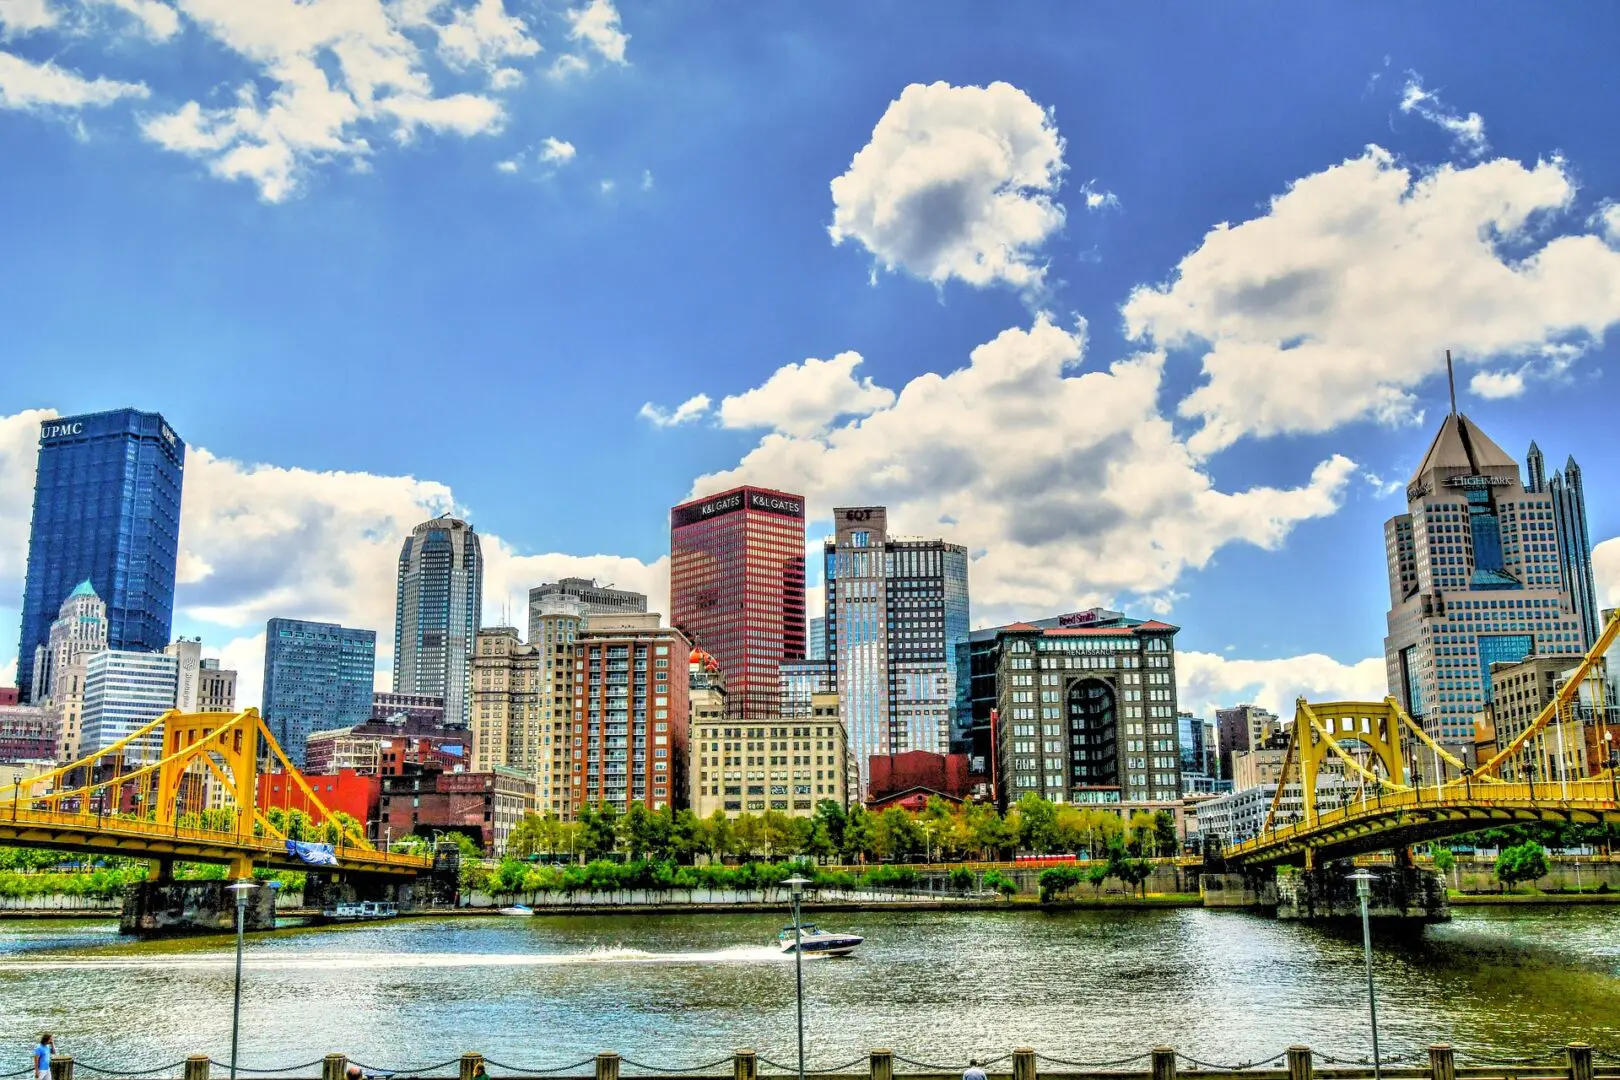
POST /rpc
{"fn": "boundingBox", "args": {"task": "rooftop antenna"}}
[1445,349,1457,417]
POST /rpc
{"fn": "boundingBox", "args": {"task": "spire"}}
[68,579,99,599]
[1526,441,1546,493]
[1445,349,1457,417]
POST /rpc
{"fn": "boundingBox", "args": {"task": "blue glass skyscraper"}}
[17,409,185,702]
[262,617,377,766]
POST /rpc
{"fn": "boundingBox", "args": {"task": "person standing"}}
[962,1061,987,1080]
[33,1034,53,1080]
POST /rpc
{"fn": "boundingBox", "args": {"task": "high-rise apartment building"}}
[823,506,969,794]
[690,690,849,818]
[18,409,185,701]
[572,614,691,812]
[1383,410,1590,760]
[528,578,647,619]
[967,609,1182,806]
[1526,443,1600,651]
[807,617,827,661]
[394,516,482,728]
[527,595,586,818]
[30,580,108,761]
[670,486,806,719]
[262,618,377,766]
[80,650,179,762]
[1214,704,1279,781]
[470,627,543,778]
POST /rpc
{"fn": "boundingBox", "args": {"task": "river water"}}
[1,907,1617,1070]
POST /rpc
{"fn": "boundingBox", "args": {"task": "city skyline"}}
[4,6,1620,726]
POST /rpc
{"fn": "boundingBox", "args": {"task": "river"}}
[1,907,1617,1070]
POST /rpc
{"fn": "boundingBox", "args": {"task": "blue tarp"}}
[286,840,339,866]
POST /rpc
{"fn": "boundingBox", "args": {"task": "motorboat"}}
[322,900,398,921]
[498,904,534,916]
[778,924,862,957]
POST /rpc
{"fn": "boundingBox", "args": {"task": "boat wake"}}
[0,945,787,972]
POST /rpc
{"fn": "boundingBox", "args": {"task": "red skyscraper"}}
[670,486,806,719]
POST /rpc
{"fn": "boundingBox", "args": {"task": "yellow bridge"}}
[0,706,431,880]
[1223,612,1620,868]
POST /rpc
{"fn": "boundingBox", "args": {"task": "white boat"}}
[498,904,534,916]
[322,900,398,921]
[778,924,862,957]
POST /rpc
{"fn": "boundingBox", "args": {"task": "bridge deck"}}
[0,805,432,876]
[1225,779,1620,867]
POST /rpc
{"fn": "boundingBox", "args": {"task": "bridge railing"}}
[1,802,432,871]
[1228,778,1620,859]
[38,1043,1620,1080]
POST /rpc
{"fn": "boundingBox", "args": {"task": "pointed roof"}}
[68,579,99,599]
[1408,413,1519,486]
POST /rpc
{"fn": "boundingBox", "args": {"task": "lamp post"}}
[784,876,810,1080]
[225,879,260,1080]
[1461,766,1474,801]
[1349,870,1382,1080]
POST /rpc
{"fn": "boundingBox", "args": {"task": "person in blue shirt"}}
[33,1034,53,1080]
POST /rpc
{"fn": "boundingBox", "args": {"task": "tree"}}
[669,808,704,864]
[1086,860,1112,896]
[703,810,734,862]
[578,803,620,861]
[1015,794,1058,853]
[623,803,661,861]
[1432,847,1458,892]
[1153,811,1180,860]
[813,800,849,855]
[841,806,879,863]
[981,869,1018,900]
[1126,810,1159,857]
[1038,866,1082,903]
[875,807,924,861]
[1496,841,1549,892]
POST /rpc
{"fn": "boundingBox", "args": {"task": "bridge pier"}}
[1198,868,1278,909]
[303,871,419,913]
[1275,862,1449,922]
[120,878,277,937]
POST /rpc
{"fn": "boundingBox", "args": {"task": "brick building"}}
[376,765,533,854]
[256,768,381,827]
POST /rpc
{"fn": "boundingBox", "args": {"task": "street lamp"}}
[225,880,261,1080]
[1348,870,1382,1080]
[1460,766,1474,801]
[784,876,810,1080]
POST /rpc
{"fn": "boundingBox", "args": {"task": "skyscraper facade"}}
[470,627,543,777]
[823,506,969,795]
[528,578,647,620]
[80,649,178,762]
[974,609,1182,806]
[394,516,483,728]
[30,580,108,761]
[572,615,691,812]
[670,486,806,720]
[262,618,377,766]
[1526,443,1601,652]
[527,595,585,818]
[17,409,185,701]
[1383,412,1589,760]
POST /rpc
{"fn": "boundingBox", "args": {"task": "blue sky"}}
[2,1,1618,717]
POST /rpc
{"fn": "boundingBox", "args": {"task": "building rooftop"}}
[1409,412,1519,485]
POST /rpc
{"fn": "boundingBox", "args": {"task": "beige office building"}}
[528,596,586,818]
[690,691,849,818]
[470,627,543,781]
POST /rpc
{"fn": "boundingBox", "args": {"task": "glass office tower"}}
[263,617,377,766]
[393,516,483,728]
[17,409,185,702]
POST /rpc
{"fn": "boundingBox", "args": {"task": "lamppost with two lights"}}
[226,879,279,1080]
[1348,870,1382,1080]
[784,876,810,1080]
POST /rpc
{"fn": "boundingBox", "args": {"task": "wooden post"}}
[1151,1047,1176,1080]
[1567,1044,1594,1080]
[1011,1049,1035,1080]
[49,1055,73,1080]
[462,1054,486,1080]
[322,1054,348,1080]
[871,1049,895,1080]
[184,1056,211,1080]
[735,1050,759,1080]
[595,1053,620,1080]
[1286,1046,1312,1080]
[1428,1045,1455,1080]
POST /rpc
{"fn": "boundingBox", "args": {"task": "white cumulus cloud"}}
[683,316,1355,626]
[0,0,58,36]
[828,80,1066,291]
[562,0,625,65]
[0,49,147,111]
[1124,147,1620,455]
[715,352,896,437]
[538,135,574,164]
[1595,537,1620,609]
[1177,650,1389,725]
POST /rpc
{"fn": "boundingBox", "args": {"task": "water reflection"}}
[0,908,1614,1069]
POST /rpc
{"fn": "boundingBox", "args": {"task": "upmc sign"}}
[40,421,85,441]
[672,487,804,527]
